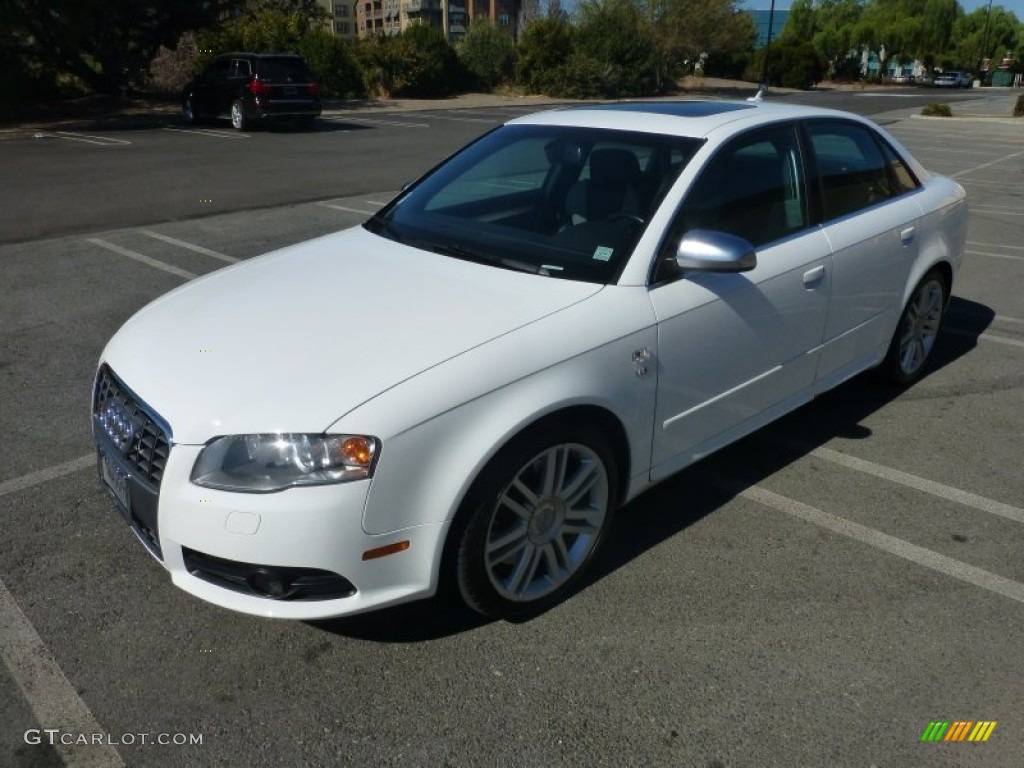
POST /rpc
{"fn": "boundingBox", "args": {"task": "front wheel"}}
[454,425,618,620]
[230,100,248,132]
[880,269,947,384]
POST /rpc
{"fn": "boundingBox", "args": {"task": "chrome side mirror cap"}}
[676,229,757,273]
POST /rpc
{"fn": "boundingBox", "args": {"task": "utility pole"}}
[760,0,777,91]
[978,0,994,83]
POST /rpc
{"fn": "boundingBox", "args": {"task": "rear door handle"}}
[900,226,916,245]
[803,265,825,287]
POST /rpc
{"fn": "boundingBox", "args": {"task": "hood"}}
[102,227,602,444]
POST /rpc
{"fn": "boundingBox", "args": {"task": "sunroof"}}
[572,101,756,118]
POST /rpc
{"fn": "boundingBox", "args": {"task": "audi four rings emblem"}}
[100,398,134,449]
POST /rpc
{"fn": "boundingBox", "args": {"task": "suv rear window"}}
[256,58,312,81]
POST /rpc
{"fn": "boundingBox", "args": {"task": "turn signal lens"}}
[362,541,410,561]
[340,436,374,466]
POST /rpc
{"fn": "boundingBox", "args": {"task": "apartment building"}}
[351,0,517,41]
[317,0,359,40]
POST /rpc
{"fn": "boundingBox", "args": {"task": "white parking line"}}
[0,455,94,499]
[364,200,389,207]
[318,202,375,216]
[948,306,1024,326]
[416,113,496,123]
[800,445,1024,525]
[727,481,1024,605]
[320,116,429,129]
[970,208,1024,217]
[162,126,251,139]
[965,248,1024,262]
[138,230,238,263]
[38,132,130,146]
[945,327,1024,349]
[1,582,125,767]
[87,238,196,280]
[968,240,1024,251]
[951,148,1024,179]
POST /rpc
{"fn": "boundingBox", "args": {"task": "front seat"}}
[565,148,643,225]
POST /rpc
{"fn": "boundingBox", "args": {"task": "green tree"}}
[576,0,659,97]
[458,20,517,89]
[516,17,575,94]
[643,0,757,85]
[752,38,826,88]
[951,6,1020,70]
[3,0,242,96]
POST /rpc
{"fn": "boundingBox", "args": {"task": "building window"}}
[499,13,510,25]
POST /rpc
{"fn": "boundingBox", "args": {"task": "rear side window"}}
[257,58,312,81]
[806,121,917,221]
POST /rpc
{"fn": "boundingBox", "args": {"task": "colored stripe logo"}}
[920,721,997,742]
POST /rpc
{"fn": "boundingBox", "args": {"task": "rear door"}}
[804,119,923,390]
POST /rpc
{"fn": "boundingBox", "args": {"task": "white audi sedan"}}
[93,101,967,620]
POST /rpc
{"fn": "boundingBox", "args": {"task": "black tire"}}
[453,423,618,620]
[230,100,248,132]
[880,269,947,385]
[182,94,199,125]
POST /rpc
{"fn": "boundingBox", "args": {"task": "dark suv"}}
[182,53,321,131]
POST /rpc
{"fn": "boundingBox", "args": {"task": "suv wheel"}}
[230,101,248,132]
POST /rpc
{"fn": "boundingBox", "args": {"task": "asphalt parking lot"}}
[1,91,1022,768]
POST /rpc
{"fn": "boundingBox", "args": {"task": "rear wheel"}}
[230,100,248,132]
[182,94,199,125]
[880,269,947,384]
[454,424,617,619]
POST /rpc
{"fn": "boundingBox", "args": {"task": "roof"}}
[509,100,862,139]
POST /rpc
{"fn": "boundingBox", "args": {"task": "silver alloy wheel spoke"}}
[486,442,609,602]
[486,524,529,566]
[899,280,943,375]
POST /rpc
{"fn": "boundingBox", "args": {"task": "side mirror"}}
[676,229,757,273]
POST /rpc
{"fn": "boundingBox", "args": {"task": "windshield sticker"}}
[593,246,614,262]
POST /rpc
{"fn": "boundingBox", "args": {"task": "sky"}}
[741,0,1024,15]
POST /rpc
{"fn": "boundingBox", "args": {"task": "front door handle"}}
[803,265,826,287]
[900,226,916,245]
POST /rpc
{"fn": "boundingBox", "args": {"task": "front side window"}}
[668,123,808,250]
[806,120,916,220]
[366,125,701,284]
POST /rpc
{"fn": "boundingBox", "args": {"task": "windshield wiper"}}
[431,243,541,275]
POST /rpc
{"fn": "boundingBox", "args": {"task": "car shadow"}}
[311,296,993,642]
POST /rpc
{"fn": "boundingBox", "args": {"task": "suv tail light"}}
[248,79,273,96]
[309,82,320,96]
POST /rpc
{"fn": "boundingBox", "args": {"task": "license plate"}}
[284,86,297,95]
[100,452,131,516]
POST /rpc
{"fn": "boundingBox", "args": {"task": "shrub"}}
[1014,94,1024,117]
[147,32,201,95]
[921,103,952,117]
[458,21,516,90]
[749,40,825,89]
[297,31,364,98]
[574,0,658,98]
[516,18,575,95]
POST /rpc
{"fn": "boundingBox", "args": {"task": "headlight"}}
[191,434,379,492]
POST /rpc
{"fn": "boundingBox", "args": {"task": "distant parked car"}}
[934,71,972,88]
[182,53,321,131]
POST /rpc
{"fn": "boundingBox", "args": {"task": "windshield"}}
[365,124,702,283]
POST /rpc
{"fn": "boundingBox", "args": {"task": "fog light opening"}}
[248,568,290,598]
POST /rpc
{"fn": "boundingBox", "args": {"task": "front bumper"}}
[153,443,447,619]
[95,419,447,620]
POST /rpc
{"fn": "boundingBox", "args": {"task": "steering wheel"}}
[609,212,646,226]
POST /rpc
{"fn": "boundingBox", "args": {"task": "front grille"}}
[93,365,171,487]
